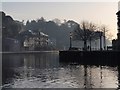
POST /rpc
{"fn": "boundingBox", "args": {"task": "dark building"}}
[112,10,120,50]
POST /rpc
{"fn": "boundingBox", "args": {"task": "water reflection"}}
[23,53,59,69]
[2,52,119,88]
[118,66,120,89]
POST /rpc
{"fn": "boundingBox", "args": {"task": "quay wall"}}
[59,51,120,66]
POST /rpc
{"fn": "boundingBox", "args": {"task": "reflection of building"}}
[112,10,120,50]
[23,53,59,69]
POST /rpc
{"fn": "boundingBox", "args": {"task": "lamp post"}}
[103,29,106,50]
[69,32,72,50]
[100,32,103,51]
[90,36,92,51]
[89,32,94,51]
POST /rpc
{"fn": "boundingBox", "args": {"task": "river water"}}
[2,52,120,88]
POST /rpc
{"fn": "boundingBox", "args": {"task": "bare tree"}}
[98,25,110,50]
[73,21,98,51]
[87,22,98,51]
[107,32,114,40]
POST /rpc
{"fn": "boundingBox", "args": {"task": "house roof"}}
[19,30,48,38]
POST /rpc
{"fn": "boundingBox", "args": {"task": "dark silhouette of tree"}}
[2,12,23,39]
[73,21,99,51]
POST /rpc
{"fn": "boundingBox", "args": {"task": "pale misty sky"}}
[2,2,119,39]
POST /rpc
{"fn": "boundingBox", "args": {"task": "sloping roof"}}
[40,32,48,37]
[19,30,49,39]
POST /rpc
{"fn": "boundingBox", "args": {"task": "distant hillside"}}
[1,12,112,50]
[1,12,23,39]
[25,19,78,49]
[25,18,112,50]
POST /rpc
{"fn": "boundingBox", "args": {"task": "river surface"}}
[2,52,120,88]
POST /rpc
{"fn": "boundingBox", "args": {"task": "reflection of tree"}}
[118,66,120,89]
[100,66,103,88]
[89,66,92,88]
[23,53,59,69]
[84,65,88,88]
[84,65,95,88]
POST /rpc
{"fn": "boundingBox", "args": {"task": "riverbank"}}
[59,50,120,66]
